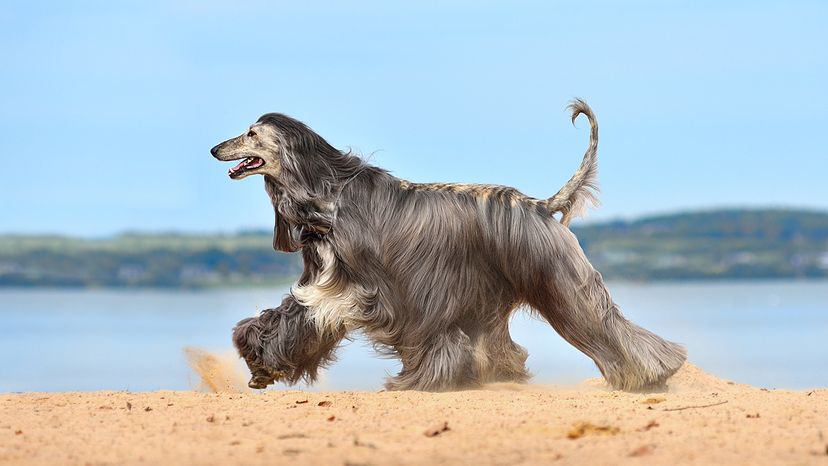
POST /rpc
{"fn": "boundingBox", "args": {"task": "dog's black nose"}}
[210,144,220,157]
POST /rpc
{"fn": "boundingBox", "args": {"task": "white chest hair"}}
[291,242,370,332]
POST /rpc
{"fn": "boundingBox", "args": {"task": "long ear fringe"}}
[273,207,302,252]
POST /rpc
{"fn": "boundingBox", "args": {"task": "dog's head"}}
[212,113,343,251]
[212,113,362,252]
[210,115,286,180]
[210,113,343,181]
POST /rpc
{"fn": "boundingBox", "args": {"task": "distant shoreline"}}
[2,208,827,287]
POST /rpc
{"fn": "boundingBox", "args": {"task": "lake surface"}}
[1,281,827,392]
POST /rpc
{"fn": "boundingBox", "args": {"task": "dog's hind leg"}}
[470,317,531,385]
[384,327,480,392]
[528,230,686,391]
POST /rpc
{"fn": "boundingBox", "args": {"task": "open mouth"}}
[228,157,264,179]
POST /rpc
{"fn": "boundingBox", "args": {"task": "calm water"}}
[1,281,827,392]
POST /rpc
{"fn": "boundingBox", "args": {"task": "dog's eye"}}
[247,130,256,138]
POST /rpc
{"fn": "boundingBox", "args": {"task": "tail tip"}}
[566,98,591,126]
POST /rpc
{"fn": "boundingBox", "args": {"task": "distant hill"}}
[1,208,826,288]
[0,233,300,288]
[575,209,828,280]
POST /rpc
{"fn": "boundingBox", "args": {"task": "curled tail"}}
[545,98,600,227]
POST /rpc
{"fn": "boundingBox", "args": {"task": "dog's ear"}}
[273,207,302,252]
[265,176,302,252]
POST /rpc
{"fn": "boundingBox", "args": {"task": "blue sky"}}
[1,0,825,235]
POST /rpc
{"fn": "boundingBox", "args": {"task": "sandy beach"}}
[1,361,826,466]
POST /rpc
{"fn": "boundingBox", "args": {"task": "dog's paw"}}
[246,363,285,389]
[248,374,274,389]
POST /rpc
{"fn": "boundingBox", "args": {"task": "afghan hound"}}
[211,99,686,392]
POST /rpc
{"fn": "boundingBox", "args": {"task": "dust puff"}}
[184,347,250,393]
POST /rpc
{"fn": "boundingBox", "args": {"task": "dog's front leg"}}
[232,295,346,389]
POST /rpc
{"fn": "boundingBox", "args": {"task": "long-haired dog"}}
[211,100,686,391]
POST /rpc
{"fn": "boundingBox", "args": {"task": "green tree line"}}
[1,209,826,288]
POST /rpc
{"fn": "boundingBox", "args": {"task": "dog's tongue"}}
[230,160,247,175]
